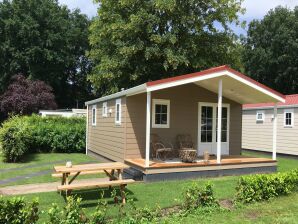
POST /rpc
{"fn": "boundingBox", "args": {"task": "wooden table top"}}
[54,162,129,173]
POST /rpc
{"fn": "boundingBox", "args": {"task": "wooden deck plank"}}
[125,156,275,169]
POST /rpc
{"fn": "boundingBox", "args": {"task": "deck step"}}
[57,179,135,191]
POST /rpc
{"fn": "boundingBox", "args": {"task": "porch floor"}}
[125,155,275,169]
[124,155,277,181]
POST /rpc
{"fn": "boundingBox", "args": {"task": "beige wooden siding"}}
[242,108,298,155]
[125,83,242,158]
[87,97,126,161]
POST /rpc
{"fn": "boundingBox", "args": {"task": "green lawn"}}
[0,153,100,186]
[1,151,298,223]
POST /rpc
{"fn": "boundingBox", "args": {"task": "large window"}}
[102,102,108,117]
[152,99,170,128]
[284,109,294,127]
[115,99,121,125]
[92,105,96,126]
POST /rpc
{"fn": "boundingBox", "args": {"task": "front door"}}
[198,102,229,156]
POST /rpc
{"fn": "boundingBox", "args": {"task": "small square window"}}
[284,109,294,127]
[92,105,96,126]
[152,99,170,128]
[256,111,265,122]
[102,102,108,117]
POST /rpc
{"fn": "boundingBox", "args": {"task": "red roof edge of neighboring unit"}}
[146,65,285,100]
[243,94,298,109]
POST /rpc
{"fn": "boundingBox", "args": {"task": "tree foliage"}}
[242,6,298,94]
[0,75,57,116]
[89,0,245,95]
[0,0,92,107]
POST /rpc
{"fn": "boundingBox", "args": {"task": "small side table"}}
[179,149,197,163]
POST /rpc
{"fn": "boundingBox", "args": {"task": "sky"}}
[58,0,298,36]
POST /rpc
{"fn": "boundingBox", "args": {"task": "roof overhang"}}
[85,65,285,106]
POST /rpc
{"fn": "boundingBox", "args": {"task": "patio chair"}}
[150,134,174,160]
[176,134,195,150]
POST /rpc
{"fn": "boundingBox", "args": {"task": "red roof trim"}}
[243,94,298,109]
[146,65,285,100]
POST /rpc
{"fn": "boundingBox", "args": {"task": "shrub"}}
[0,196,39,224]
[0,114,85,162]
[183,182,219,211]
[48,197,88,224]
[235,169,298,203]
[48,196,107,224]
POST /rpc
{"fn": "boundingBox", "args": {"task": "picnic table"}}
[53,162,135,203]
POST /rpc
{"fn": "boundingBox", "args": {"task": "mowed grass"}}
[0,153,101,186]
[1,151,298,223]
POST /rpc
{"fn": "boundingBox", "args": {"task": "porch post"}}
[216,79,222,164]
[272,103,277,160]
[145,91,151,167]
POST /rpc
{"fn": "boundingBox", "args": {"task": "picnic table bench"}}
[53,162,135,203]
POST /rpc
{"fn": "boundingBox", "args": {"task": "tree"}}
[0,0,92,107]
[89,0,245,95]
[0,75,57,116]
[242,6,298,94]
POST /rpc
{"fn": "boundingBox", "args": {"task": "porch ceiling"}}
[195,76,281,104]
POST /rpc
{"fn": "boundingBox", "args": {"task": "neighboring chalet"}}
[243,94,298,156]
[85,65,285,181]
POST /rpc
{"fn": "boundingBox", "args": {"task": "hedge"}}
[0,115,86,162]
[235,169,298,203]
[0,196,39,223]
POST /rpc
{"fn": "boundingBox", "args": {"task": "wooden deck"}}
[125,155,277,180]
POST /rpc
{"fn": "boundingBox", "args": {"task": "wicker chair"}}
[150,134,174,160]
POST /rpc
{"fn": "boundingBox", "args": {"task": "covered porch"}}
[124,66,285,180]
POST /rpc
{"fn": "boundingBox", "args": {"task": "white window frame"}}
[91,105,96,126]
[256,110,265,122]
[102,102,108,117]
[284,109,294,127]
[115,98,121,125]
[152,99,170,128]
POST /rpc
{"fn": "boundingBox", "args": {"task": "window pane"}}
[116,104,120,121]
[206,131,212,142]
[201,131,206,142]
[206,119,212,130]
[155,104,161,114]
[161,105,167,113]
[92,109,95,123]
[222,108,227,118]
[161,114,167,124]
[222,131,227,142]
[155,114,161,124]
[206,107,213,118]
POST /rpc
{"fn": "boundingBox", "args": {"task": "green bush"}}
[48,196,107,224]
[0,196,39,224]
[183,182,219,210]
[235,169,298,203]
[0,115,86,162]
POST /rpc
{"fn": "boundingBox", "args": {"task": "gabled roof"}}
[85,65,285,105]
[243,94,298,110]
